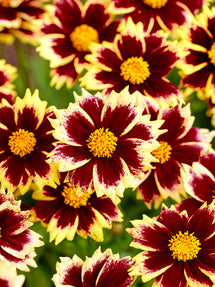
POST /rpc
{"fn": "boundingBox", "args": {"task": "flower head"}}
[81,18,181,106]
[0,88,59,194]
[0,189,43,271]
[127,202,215,286]
[52,247,136,287]
[49,88,164,203]
[108,0,203,33]
[0,0,48,44]
[32,172,123,245]
[37,0,120,89]
[179,5,215,102]
[136,98,214,208]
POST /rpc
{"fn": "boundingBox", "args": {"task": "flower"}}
[136,99,214,208]
[37,0,120,89]
[0,0,48,45]
[52,246,136,287]
[179,5,215,102]
[80,18,181,106]
[0,189,43,271]
[127,202,215,286]
[108,0,203,33]
[49,88,164,203]
[0,59,17,104]
[32,172,123,245]
[0,261,25,287]
[0,88,59,194]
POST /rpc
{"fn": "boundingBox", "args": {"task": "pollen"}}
[169,231,201,261]
[143,0,168,9]
[86,127,118,158]
[120,56,151,85]
[208,42,215,66]
[61,183,91,208]
[70,24,99,52]
[8,128,37,157]
[152,141,172,164]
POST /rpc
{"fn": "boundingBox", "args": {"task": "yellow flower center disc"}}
[87,127,118,158]
[70,24,99,52]
[208,42,215,66]
[152,141,172,164]
[169,231,201,261]
[61,183,91,208]
[8,128,37,157]
[143,0,168,9]
[120,56,151,85]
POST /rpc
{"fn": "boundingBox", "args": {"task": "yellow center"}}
[87,127,118,158]
[8,129,36,157]
[61,183,91,208]
[70,24,99,52]
[120,56,151,85]
[143,0,168,9]
[208,42,215,66]
[152,141,172,164]
[169,231,201,261]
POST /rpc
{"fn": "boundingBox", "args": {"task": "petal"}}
[67,160,95,191]
[187,202,215,242]
[185,261,214,287]
[96,255,135,287]
[84,1,110,32]
[93,155,133,201]
[90,194,122,224]
[0,155,31,193]
[50,143,91,172]
[77,207,108,241]
[155,160,185,202]
[182,163,215,204]
[130,251,173,282]
[172,142,207,165]
[143,76,181,106]
[81,247,110,285]
[137,170,162,209]
[127,214,172,251]
[154,262,187,287]
[117,34,145,59]
[182,65,213,89]
[52,255,83,286]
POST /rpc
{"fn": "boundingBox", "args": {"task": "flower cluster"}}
[1,0,215,286]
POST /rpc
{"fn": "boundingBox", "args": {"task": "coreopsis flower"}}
[136,99,214,208]
[32,172,123,244]
[52,247,136,287]
[179,5,215,102]
[0,261,25,287]
[0,88,59,194]
[0,189,43,271]
[0,59,17,104]
[80,18,181,106]
[49,88,164,203]
[108,0,203,33]
[37,0,120,89]
[127,202,215,286]
[0,0,48,45]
